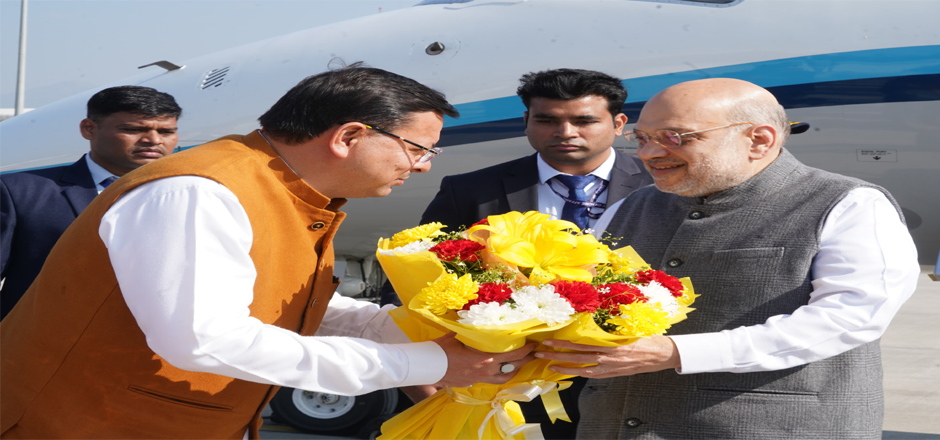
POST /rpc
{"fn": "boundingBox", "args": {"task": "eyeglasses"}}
[624,122,754,149]
[363,123,442,164]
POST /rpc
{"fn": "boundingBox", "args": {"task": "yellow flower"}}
[418,273,478,315]
[607,302,672,337]
[389,222,446,248]
[595,247,638,282]
[607,249,635,275]
[468,211,574,242]
[468,211,609,285]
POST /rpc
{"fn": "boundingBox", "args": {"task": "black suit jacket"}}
[420,150,653,228]
[411,149,652,439]
[1,155,98,319]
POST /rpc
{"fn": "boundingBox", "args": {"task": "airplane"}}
[2,0,939,435]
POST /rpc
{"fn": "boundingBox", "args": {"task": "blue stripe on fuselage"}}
[443,45,940,128]
[439,72,940,147]
[1,146,201,174]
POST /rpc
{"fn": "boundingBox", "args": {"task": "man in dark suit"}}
[0,86,181,319]
[420,68,651,233]
[400,68,653,439]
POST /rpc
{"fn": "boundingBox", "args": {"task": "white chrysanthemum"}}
[638,281,680,317]
[457,302,527,326]
[511,285,575,326]
[378,240,436,255]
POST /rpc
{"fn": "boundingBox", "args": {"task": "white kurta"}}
[99,175,448,396]
[594,187,920,374]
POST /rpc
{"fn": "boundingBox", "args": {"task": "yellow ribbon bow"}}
[447,380,572,440]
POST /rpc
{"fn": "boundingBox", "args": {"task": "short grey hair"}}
[726,97,790,145]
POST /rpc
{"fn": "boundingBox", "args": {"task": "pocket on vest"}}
[696,386,818,397]
[711,247,785,261]
[128,385,234,412]
[686,387,827,433]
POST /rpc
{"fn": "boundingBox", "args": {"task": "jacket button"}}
[625,418,643,428]
[309,222,325,230]
[688,211,705,219]
[667,259,682,268]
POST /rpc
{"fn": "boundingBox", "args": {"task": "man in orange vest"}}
[0,65,535,439]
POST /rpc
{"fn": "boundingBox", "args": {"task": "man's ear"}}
[613,113,628,136]
[523,111,529,128]
[748,124,777,160]
[79,119,97,141]
[328,122,369,159]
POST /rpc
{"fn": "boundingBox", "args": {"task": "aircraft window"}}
[417,0,474,5]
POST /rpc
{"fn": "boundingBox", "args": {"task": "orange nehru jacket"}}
[0,131,346,439]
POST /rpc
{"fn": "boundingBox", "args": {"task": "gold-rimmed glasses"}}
[362,123,442,164]
[624,121,754,149]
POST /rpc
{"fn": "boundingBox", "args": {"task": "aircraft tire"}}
[268,387,398,435]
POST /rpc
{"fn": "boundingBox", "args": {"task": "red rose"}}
[551,281,601,313]
[471,218,489,227]
[635,270,685,297]
[463,282,513,310]
[430,239,485,262]
[598,283,647,313]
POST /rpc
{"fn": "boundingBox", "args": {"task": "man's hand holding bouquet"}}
[376,211,696,439]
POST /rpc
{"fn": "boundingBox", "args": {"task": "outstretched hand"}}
[432,333,538,388]
[534,335,681,379]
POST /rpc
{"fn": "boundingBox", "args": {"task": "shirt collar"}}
[536,148,616,184]
[85,154,118,188]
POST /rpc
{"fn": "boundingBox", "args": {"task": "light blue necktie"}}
[553,174,596,230]
[100,176,118,188]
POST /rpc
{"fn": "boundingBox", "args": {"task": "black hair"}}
[517,68,627,117]
[258,62,459,145]
[86,86,182,121]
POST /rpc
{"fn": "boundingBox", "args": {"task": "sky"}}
[0,0,418,110]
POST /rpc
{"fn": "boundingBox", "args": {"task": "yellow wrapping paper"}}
[378,237,447,306]
[376,237,696,439]
[379,360,575,440]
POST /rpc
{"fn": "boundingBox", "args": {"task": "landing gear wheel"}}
[268,387,398,436]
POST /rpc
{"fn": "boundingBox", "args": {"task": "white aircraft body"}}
[2,0,939,433]
[2,0,939,293]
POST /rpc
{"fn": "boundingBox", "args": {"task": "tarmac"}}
[260,266,940,440]
[881,266,940,438]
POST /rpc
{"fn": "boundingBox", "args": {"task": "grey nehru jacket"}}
[578,149,902,440]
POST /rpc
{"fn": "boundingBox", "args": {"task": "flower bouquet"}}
[376,211,696,439]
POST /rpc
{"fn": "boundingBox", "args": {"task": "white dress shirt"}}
[84,154,118,193]
[98,176,447,396]
[594,187,919,374]
[536,148,616,230]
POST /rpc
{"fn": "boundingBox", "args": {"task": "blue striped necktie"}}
[100,176,118,188]
[553,174,596,230]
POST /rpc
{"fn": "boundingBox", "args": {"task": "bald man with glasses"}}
[537,78,919,439]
